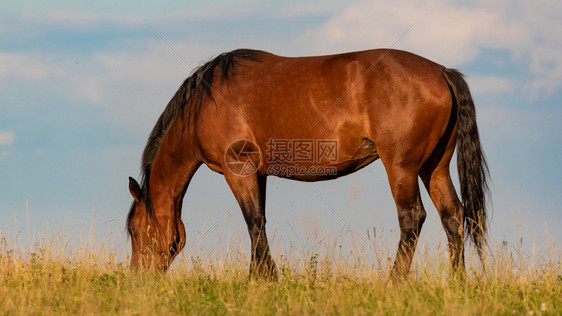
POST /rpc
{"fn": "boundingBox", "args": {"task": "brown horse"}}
[126,48,489,279]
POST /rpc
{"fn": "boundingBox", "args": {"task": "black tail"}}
[443,68,490,254]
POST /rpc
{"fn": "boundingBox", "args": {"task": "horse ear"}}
[129,177,142,202]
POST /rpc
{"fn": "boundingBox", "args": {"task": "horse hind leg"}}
[420,129,466,276]
[420,166,465,276]
[386,166,427,280]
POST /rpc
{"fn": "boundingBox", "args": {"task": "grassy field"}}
[0,224,560,315]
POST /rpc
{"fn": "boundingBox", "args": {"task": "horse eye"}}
[128,226,137,236]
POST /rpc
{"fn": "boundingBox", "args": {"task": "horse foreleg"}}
[224,172,277,279]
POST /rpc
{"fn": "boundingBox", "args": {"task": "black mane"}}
[126,49,264,233]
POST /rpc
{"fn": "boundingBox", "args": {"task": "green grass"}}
[0,225,560,315]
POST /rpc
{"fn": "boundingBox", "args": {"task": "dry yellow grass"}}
[0,219,560,315]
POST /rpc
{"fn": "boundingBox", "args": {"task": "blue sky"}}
[1,0,561,263]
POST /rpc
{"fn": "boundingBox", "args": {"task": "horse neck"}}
[148,118,199,220]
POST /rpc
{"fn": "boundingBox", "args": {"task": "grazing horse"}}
[126,48,489,279]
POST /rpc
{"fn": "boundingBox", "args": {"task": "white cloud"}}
[477,106,562,143]
[19,10,141,28]
[300,1,526,64]
[0,131,14,146]
[277,2,344,17]
[0,53,64,81]
[77,76,105,104]
[467,75,513,95]
[43,10,139,25]
[20,6,263,28]
[0,34,226,134]
[68,41,226,131]
[300,0,562,97]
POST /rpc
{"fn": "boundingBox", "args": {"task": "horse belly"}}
[264,137,379,181]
